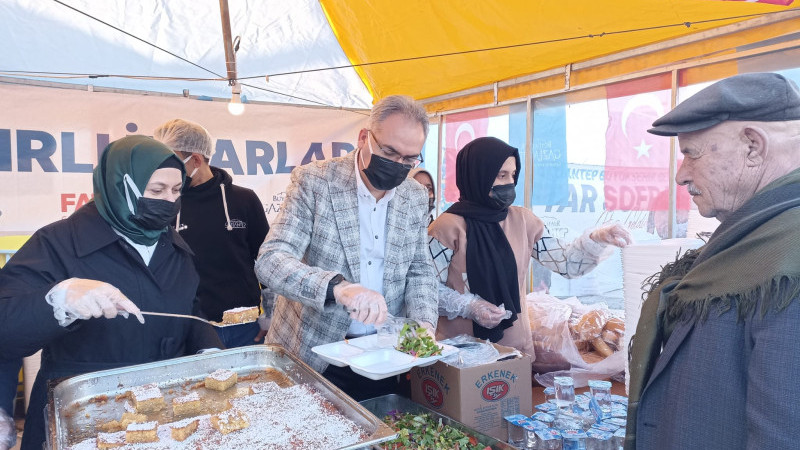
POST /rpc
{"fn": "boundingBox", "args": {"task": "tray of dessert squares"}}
[45,345,397,450]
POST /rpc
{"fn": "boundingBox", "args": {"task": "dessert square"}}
[221,306,259,324]
[121,412,148,426]
[96,419,124,434]
[129,383,165,413]
[97,412,149,433]
[210,408,250,434]
[205,369,237,391]
[170,418,199,442]
[96,431,125,449]
[171,391,204,416]
[125,420,159,444]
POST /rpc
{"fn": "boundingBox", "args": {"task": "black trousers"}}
[322,364,406,402]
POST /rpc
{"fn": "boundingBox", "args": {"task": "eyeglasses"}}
[368,130,424,168]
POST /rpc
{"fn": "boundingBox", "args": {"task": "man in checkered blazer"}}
[256,96,438,397]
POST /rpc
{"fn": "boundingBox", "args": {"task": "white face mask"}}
[182,154,199,178]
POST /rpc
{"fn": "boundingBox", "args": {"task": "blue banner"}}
[531,96,569,205]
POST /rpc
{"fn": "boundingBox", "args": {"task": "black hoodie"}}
[177,167,269,322]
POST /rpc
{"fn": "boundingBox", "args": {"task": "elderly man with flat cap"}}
[626,72,800,449]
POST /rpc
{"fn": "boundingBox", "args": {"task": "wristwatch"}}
[325,274,345,306]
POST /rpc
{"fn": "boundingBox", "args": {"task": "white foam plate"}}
[312,335,458,380]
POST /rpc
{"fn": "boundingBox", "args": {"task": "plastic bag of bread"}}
[527,292,626,388]
[528,292,574,374]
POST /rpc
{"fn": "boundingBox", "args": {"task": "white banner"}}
[0,84,368,233]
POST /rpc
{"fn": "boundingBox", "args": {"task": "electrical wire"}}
[15,3,798,105]
[0,70,220,81]
[239,10,794,80]
[49,0,345,107]
[52,0,225,79]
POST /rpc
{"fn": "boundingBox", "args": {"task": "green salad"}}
[381,411,491,450]
[396,323,442,358]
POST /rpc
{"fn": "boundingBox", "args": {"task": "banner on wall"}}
[531,96,569,206]
[604,79,672,211]
[442,109,488,203]
[0,84,367,233]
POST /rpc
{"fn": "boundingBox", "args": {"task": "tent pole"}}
[219,0,237,84]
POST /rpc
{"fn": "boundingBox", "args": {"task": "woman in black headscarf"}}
[429,137,631,355]
[0,135,222,450]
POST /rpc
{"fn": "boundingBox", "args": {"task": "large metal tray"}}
[360,394,517,450]
[46,344,396,449]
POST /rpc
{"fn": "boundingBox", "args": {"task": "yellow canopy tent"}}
[320,0,799,110]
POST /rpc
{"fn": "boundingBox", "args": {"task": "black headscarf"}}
[445,137,521,342]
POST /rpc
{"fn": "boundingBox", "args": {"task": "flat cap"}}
[648,72,800,136]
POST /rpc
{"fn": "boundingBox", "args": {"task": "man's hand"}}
[55,278,145,324]
[590,223,633,248]
[334,282,388,325]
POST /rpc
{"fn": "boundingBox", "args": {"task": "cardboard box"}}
[409,343,532,441]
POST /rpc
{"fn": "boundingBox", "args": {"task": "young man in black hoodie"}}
[155,119,269,348]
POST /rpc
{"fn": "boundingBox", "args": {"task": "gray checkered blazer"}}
[256,150,438,372]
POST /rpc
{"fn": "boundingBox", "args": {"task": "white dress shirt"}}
[113,229,158,266]
[347,152,395,336]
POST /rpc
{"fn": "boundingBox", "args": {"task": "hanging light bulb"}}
[228,82,245,116]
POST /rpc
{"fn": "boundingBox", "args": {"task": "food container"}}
[312,334,458,380]
[360,394,517,449]
[45,345,396,449]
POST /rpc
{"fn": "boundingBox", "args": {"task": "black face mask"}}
[130,197,181,230]
[362,153,411,191]
[487,183,516,210]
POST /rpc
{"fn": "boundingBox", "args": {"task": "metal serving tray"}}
[360,394,517,450]
[46,344,396,449]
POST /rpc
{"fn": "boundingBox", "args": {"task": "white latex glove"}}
[46,278,145,327]
[467,299,511,328]
[334,282,388,325]
[590,223,633,248]
[0,408,14,450]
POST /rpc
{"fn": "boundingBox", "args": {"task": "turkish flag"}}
[443,110,489,203]
[604,82,672,211]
